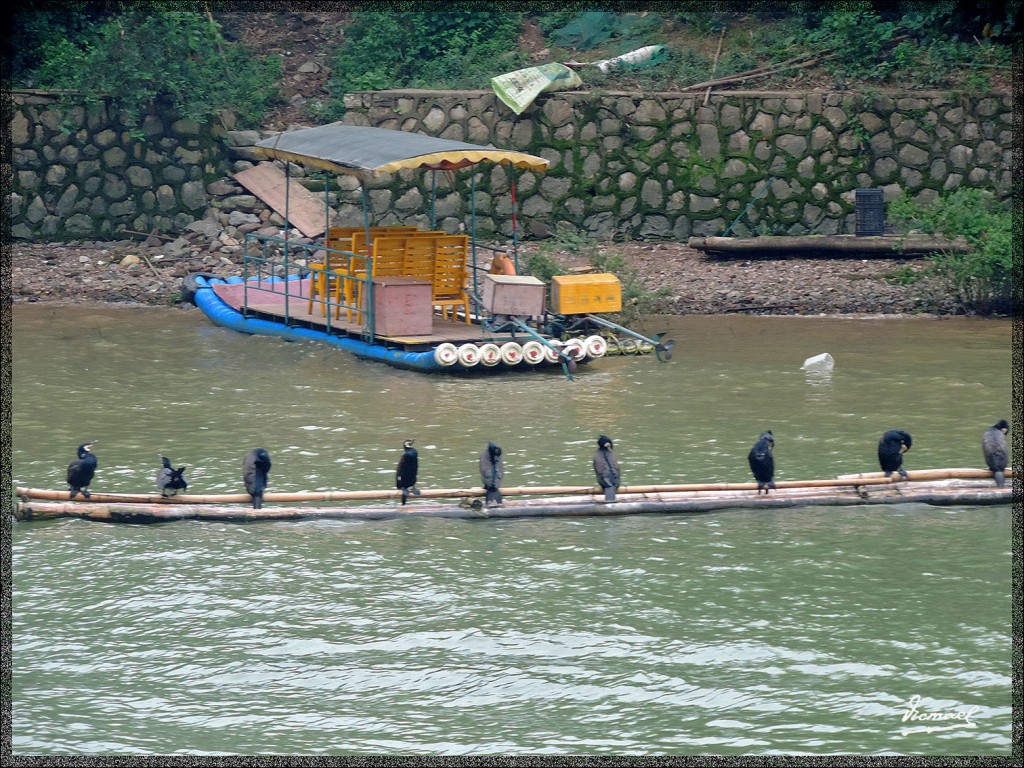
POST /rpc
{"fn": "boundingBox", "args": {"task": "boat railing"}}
[240,232,375,339]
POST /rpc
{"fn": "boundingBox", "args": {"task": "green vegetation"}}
[315,3,1016,116]
[521,248,567,286]
[322,11,525,120]
[792,2,1015,89]
[888,189,1016,316]
[10,4,1017,126]
[524,224,672,324]
[14,4,282,129]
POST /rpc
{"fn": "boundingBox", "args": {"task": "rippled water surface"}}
[10,305,1014,755]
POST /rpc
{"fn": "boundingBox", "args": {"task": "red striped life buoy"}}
[584,335,608,358]
[457,344,481,367]
[561,338,585,360]
[478,343,501,366]
[500,342,524,365]
[434,343,459,366]
[521,341,545,364]
[543,340,563,364]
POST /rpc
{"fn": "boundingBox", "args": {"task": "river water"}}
[9,305,1014,755]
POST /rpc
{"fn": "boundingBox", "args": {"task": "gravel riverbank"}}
[8,237,956,316]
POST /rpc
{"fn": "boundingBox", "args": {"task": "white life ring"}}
[478,343,502,366]
[500,342,524,365]
[561,338,585,360]
[521,340,545,364]
[434,343,459,366]
[457,343,481,367]
[543,340,563,363]
[584,335,608,358]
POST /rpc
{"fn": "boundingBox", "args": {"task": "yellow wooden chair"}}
[430,235,472,324]
[306,251,355,319]
[346,235,420,324]
[313,228,420,321]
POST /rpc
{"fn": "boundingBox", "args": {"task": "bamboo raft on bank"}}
[687,235,971,258]
[13,468,1014,524]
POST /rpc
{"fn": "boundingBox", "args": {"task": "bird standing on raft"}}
[66,441,98,499]
[593,435,621,501]
[878,430,913,479]
[479,441,505,506]
[748,430,776,493]
[396,439,420,505]
[243,448,272,509]
[156,455,188,497]
[982,419,1009,488]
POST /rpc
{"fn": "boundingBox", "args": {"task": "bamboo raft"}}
[687,234,972,258]
[14,469,1014,524]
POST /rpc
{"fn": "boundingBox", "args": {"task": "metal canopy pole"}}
[430,170,437,230]
[470,168,478,313]
[323,172,330,240]
[282,161,291,322]
[284,161,291,247]
[361,181,373,342]
[511,172,520,273]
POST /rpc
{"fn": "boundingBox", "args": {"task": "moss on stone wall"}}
[10,87,1013,243]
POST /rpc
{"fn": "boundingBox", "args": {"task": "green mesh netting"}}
[552,12,664,52]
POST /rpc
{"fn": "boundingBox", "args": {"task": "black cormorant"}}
[982,419,1009,488]
[243,447,272,509]
[67,441,98,499]
[396,439,419,505]
[479,442,505,506]
[878,430,912,479]
[156,455,188,497]
[748,431,776,493]
[593,434,621,501]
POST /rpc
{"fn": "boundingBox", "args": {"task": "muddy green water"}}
[10,305,1013,755]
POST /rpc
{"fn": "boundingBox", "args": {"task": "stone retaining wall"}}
[8,91,230,241]
[339,89,1013,240]
[8,87,1013,242]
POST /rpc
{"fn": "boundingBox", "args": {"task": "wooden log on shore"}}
[13,481,1013,524]
[688,235,972,257]
[14,468,1010,507]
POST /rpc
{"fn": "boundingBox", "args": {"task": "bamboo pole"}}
[704,27,727,106]
[688,235,972,256]
[14,483,1013,524]
[14,468,1010,506]
[835,468,1003,481]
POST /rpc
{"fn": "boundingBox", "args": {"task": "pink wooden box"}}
[372,277,433,336]
[481,274,546,316]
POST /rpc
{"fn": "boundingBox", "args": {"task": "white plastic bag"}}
[595,45,667,73]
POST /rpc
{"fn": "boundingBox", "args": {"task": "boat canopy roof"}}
[254,124,549,179]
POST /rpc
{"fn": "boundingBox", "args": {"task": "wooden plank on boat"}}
[233,164,333,239]
[212,279,313,310]
[687,235,972,258]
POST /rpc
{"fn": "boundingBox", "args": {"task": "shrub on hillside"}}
[324,11,524,119]
[889,189,1017,316]
[33,8,282,130]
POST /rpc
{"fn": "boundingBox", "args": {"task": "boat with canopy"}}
[187,124,674,377]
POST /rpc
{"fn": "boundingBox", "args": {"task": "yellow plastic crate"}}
[550,273,622,315]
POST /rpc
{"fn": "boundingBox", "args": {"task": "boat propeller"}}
[652,334,675,362]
